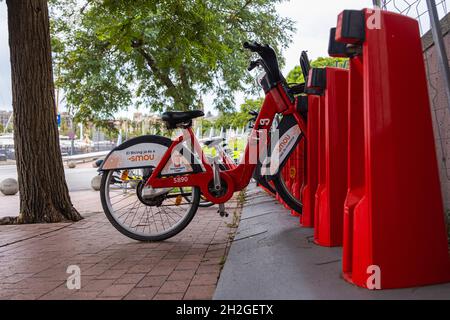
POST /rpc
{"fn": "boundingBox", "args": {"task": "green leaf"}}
[50,0,295,120]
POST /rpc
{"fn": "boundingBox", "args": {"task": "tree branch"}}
[179,65,190,93]
[228,0,254,23]
[132,41,188,109]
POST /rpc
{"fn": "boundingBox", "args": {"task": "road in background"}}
[0,165,98,191]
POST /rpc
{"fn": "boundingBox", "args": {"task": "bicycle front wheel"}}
[272,170,303,213]
[271,143,304,214]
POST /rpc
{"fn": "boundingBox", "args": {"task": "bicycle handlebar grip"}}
[243,41,262,52]
[247,60,259,71]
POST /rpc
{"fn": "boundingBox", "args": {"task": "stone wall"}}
[422,13,450,214]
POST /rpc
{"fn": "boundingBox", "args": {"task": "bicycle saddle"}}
[161,110,204,129]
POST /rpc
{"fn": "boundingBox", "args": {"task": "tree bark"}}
[6,0,82,223]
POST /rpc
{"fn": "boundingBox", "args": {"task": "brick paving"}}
[0,193,242,300]
[0,190,104,219]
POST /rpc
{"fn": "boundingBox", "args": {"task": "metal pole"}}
[4,113,12,134]
[426,0,450,116]
[372,0,381,8]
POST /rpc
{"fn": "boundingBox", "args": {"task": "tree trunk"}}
[6,0,82,223]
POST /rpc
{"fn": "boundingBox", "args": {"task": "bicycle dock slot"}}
[336,9,450,289]
[259,7,450,290]
[300,95,321,228]
[93,6,450,292]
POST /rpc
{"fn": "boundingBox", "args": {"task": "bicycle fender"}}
[99,135,172,171]
[262,114,303,178]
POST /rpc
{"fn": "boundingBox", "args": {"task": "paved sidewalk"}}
[214,186,450,300]
[0,190,104,219]
[0,194,241,300]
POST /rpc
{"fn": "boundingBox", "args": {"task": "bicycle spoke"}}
[102,168,199,240]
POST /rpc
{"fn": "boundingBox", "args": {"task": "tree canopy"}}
[50,0,295,123]
[215,98,263,129]
[286,56,348,84]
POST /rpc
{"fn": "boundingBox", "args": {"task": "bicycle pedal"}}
[217,202,228,217]
[217,210,229,218]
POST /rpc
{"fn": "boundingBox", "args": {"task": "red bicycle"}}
[183,136,238,208]
[99,42,307,241]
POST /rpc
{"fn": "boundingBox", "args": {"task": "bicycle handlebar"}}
[243,41,263,52]
[247,60,261,72]
[300,51,311,82]
[243,41,282,86]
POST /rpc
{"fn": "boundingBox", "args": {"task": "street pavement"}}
[2,179,449,300]
[0,190,104,219]
[0,160,240,300]
[0,164,98,192]
[0,162,100,218]
[214,187,450,300]
[0,193,239,300]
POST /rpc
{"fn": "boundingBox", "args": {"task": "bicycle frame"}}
[202,138,237,170]
[146,83,307,204]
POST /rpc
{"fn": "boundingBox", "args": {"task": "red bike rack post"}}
[333,9,450,289]
[298,95,308,203]
[309,67,349,247]
[301,95,321,228]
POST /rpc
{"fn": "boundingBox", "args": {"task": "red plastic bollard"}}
[301,95,321,228]
[335,9,450,289]
[297,95,308,202]
[312,67,349,247]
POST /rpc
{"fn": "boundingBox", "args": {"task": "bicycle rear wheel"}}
[100,168,201,242]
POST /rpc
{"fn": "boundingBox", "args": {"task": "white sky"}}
[0,0,373,116]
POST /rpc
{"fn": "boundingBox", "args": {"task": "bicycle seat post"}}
[212,157,221,191]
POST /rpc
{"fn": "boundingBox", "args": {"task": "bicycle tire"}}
[253,166,277,195]
[271,139,304,214]
[101,170,201,242]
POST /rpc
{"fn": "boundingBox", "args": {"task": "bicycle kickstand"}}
[213,158,229,218]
